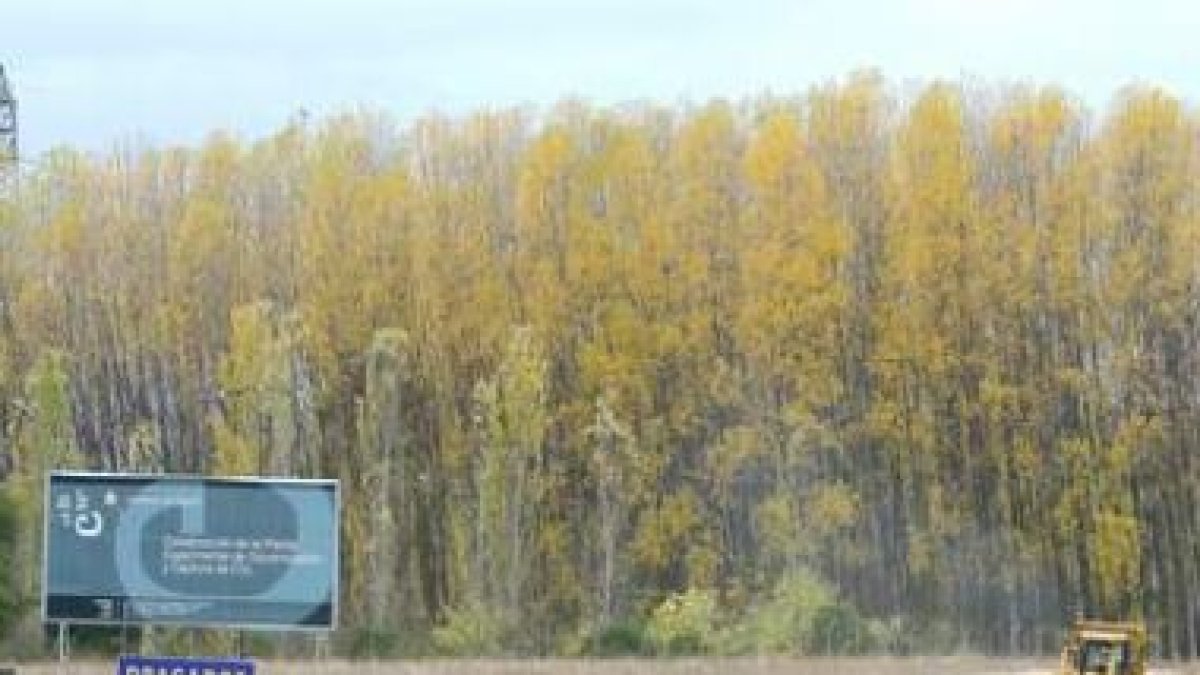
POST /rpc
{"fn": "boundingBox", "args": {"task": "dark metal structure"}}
[0,64,15,162]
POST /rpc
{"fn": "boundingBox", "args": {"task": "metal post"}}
[0,63,16,194]
[56,622,68,662]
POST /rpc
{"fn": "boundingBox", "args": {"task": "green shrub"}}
[339,626,408,658]
[867,615,913,655]
[737,568,837,654]
[0,489,22,640]
[646,589,720,656]
[430,603,508,657]
[865,614,964,655]
[714,567,871,656]
[809,602,871,655]
[585,618,650,656]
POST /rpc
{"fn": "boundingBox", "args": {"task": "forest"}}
[0,72,1198,659]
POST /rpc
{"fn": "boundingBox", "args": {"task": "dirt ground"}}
[3,658,1193,674]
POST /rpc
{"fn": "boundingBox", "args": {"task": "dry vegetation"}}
[10,657,1061,675]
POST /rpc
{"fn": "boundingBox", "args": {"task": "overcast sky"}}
[4,0,1198,154]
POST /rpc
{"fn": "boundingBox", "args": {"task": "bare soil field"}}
[4,658,1194,674]
[0,657,1162,674]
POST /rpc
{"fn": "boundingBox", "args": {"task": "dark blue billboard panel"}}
[44,473,338,629]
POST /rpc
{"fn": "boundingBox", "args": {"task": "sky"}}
[4,0,1198,154]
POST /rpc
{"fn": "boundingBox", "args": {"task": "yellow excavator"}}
[1058,619,1148,675]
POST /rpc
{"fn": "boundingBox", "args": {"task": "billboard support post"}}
[56,622,67,662]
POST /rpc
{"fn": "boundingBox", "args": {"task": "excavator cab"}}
[1059,619,1147,675]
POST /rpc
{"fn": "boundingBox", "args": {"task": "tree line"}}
[0,72,1198,658]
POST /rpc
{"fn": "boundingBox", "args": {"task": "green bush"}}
[584,618,650,656]
[646,589,720,656]
[0,489,22,640]
[712,567,871,656]
[866,615,911,655]
[338,626,410,658]
[809,603,871,655]
[430,603,508,657]
[736,568,837,654]
[865,614,964,655]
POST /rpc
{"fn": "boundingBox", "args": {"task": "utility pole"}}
[0,63,16,195]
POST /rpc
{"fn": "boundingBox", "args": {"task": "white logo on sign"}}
[75,510,103,537]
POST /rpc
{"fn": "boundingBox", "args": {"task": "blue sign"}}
[45,472,339,629]
[117,656,255,675]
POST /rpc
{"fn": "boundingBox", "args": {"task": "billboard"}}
[43,472,338,629]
